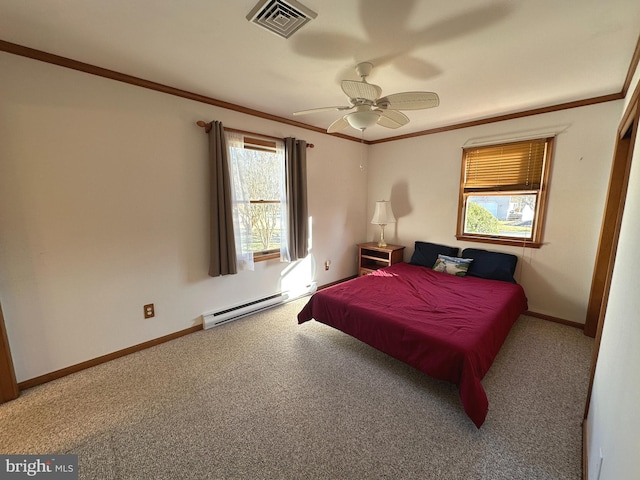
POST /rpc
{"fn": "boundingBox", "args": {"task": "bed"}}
[297,243,528,428]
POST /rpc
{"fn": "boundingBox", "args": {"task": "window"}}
[456,137,554,248]
[226,132,285,264]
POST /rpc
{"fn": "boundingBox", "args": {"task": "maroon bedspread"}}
[297,262,527,427]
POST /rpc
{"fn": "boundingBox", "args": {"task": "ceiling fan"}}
[293,62,439,133]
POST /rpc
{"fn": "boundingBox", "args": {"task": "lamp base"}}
[377,224,387,248]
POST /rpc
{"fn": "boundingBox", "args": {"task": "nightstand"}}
[357,242,405,276]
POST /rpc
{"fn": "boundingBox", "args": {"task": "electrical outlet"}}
[144,304,155,319]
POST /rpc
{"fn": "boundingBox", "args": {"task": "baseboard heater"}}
[201,284,316,330]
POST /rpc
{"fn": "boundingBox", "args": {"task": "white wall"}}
[0,52,368,382]
[586,68,640,479]
[0,44,629,394]
[367,102,622,323]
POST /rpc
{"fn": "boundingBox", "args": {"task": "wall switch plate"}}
[144,304,155,319]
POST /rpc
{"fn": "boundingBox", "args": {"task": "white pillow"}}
[432,254,473,277]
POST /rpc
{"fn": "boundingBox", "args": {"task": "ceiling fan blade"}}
[377,92,440,110]
[377,109,410,129]
[293,105,353,116]
[341,80,382,101]
[327,117,350,133]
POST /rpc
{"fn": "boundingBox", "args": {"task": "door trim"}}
[0,303,19,403]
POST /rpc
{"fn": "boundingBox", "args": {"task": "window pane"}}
[464,194,536,239]
[250,203,281,251]
[245,149,282,253]
[240,149,281,201]
[229,141,284,254]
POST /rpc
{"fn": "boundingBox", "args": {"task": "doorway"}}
[584,105,637,338]
[583,94,638,422]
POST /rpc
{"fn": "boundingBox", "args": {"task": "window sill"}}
[455,234,543,249]
[253,251,280,262]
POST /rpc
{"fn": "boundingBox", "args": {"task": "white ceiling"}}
[1,0,639,141]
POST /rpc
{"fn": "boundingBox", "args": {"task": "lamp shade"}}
[370,200,396,225]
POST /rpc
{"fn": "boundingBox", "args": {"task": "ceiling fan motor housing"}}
[355,62,374,79]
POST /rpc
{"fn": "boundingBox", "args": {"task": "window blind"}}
[463,138,550,191]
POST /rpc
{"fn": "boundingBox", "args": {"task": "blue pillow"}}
[410,241,459,269]
[461,248,518,283]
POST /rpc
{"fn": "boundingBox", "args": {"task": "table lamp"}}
[370,200,396,247]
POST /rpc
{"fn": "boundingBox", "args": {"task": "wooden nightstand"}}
[357,242,405,276]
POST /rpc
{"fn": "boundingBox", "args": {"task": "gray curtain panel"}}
[285,137,309,260]
[208,121,237,277]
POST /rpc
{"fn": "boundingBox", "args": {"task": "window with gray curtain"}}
[226,132,284,269]
[218,130,309,270]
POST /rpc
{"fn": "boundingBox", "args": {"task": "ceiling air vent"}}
[246,0,317,39]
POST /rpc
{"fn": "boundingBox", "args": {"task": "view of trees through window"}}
[234,146,283,253]
[464,194,537,239]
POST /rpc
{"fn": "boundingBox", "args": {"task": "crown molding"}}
[1,38,635,145]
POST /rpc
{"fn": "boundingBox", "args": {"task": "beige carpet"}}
[0,297,593,479]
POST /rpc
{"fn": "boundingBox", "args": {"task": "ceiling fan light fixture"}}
[346,110,380,130]
[293,63,440,134]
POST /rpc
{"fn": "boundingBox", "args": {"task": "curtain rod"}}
[196,121,314,148]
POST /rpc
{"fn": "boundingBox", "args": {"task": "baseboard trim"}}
[318,275,357,290]
[16,294,582,390]
[524,310,585,330]
[17,279,355,391]
[18,325,202,391]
